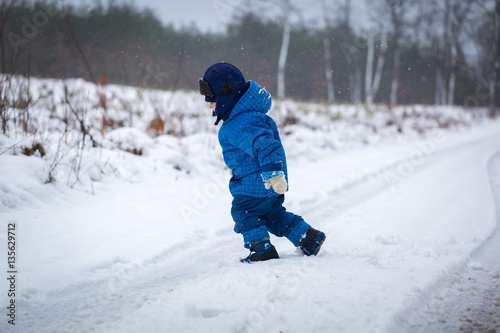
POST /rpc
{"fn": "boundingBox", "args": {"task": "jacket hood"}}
[227,80,272,121]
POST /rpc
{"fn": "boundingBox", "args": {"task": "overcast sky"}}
[138,0,371,31]
[67,0,372,33]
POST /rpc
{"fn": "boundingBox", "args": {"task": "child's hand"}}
[264,175,287,194]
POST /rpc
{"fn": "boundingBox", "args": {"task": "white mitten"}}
[264,175,287,194]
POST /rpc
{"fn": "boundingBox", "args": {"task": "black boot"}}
[300,228,326,256]
[241,243,279,263]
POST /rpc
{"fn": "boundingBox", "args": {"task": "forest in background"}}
[0,0,499,109]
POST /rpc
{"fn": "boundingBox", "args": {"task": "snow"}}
[1,76,500,332]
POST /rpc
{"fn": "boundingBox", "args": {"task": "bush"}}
[21,142,46,157]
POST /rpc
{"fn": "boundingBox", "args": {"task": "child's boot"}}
[240,240,279,263]
[299,228,326,256]
[241,226,279,263]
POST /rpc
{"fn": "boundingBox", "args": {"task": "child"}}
[199,62,326,263]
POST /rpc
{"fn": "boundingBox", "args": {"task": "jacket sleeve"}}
[229,114,285,180]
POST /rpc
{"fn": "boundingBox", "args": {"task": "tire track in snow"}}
[300,132,490,225]
[388,147,500,333]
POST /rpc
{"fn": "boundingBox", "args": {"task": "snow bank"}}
[0,154,51,209]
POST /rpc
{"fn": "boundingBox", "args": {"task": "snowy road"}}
[1,122,500,332]
[398,150,500,333]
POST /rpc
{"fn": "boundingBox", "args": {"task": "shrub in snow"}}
[104,127,154,156]
[21,142,46,158]
[146,116,165,137]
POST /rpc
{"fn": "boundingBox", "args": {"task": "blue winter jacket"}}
[218,80,288,197]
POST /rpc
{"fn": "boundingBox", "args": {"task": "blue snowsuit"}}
[218,80,310,248]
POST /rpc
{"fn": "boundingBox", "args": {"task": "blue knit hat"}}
[199,62,248,125]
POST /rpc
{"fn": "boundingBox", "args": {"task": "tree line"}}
[0,0,499,109]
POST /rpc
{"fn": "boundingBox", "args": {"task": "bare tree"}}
[415,0,446,105]
[342,0,351,28]
[365,22,387,104]
[363,0,388,104]
[64,12,96,84]
[494,0,500,109]
[0,0,16,73]
[277,0,292,99]
[350,67,362,103]
[470,1,500,109]
[319,0,335,102]
[418,0,475,105]
[448,1,474,105]
[387,0,407,106]
[338,0,362,103]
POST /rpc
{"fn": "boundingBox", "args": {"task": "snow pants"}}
[231,194,310,248]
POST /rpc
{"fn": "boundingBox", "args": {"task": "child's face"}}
[209,102,216,112]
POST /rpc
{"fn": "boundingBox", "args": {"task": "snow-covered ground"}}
[1,76,499,332]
